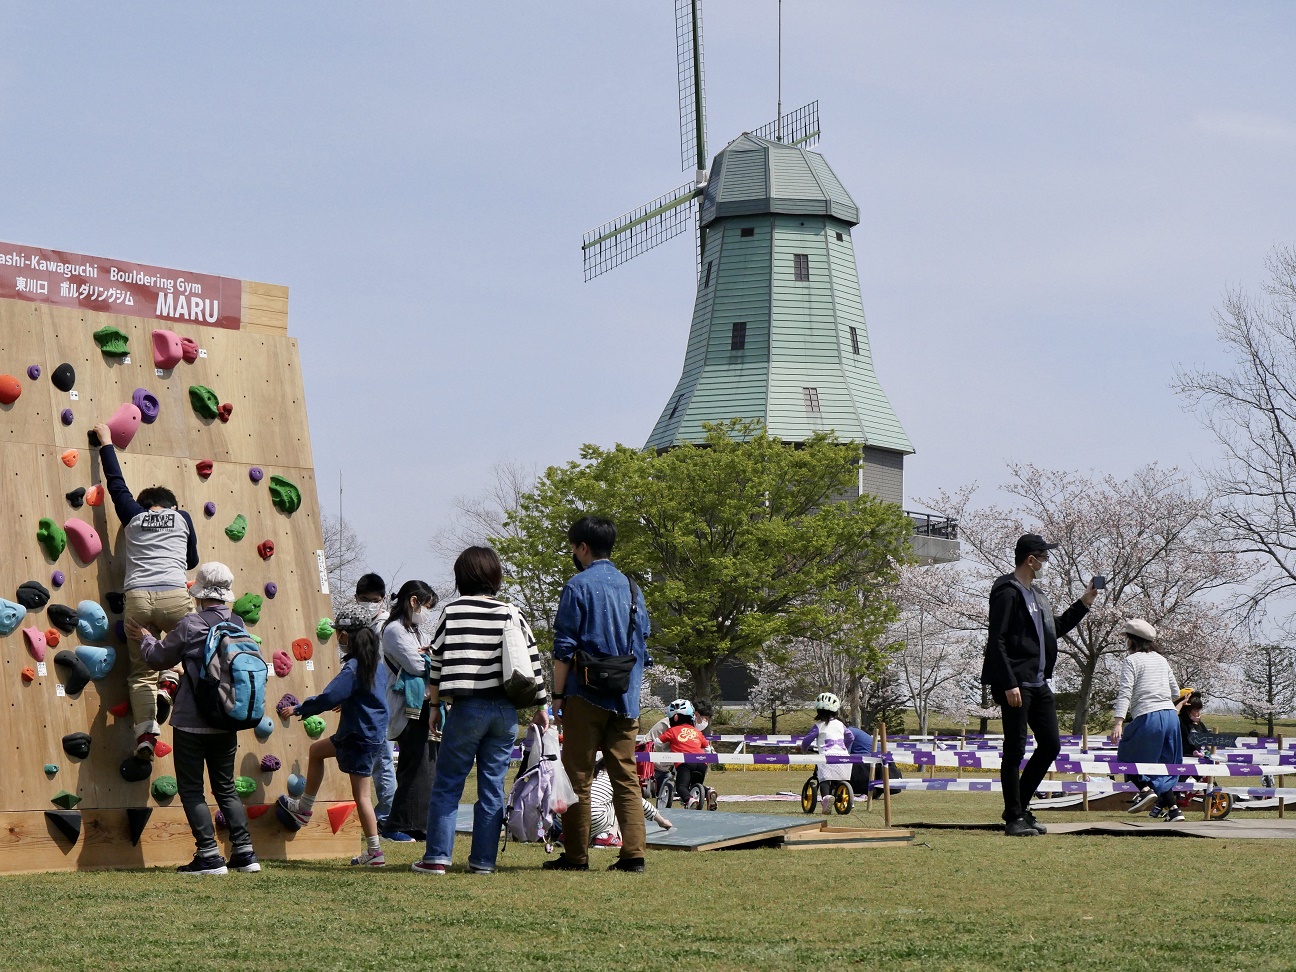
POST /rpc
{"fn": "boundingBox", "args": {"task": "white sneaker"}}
[820,795,834,815]
[351,848,386,867]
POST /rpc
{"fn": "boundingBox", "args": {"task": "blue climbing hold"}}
[76,600,109,642]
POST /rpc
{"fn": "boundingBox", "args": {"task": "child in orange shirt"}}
[654,700,715,807]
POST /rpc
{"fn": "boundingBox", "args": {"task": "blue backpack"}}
[194,615,268,730]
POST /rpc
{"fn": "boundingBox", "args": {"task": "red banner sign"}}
[0,241,242,330]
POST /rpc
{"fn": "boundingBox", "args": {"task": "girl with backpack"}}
[276,626,389,866]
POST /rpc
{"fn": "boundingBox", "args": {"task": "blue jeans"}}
[372,741,396,827]
[1118,708,1183,798]
[423,695,517,871]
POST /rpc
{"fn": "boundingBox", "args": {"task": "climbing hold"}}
[276,694,299,717]
[50,570,65,589]
[45,628,60,647]
[109,700,129,718]
[151,329,183,369]
[151,776,178,800]
[0,597,27,636]
[106,402,143,449]
[180,336,199,363]
[76,644,116,680]
[76,600,110,642]
[44,764,58,776]
[60,449,78,468]
[22,626,47,662]
[113,619,126,642]
[233,592,262,624]
[303,715,326,739]
[188,385,220,420]
[60,408,74,426]
[316,618,334,641]
[272,650,292,677]
[225,515,248,543]
[264,582,278,599]
[93,325,131,356]
[27,364,41,380]
[154,740,172,758]
[213,808,226,829]
[235,776,257,798]
[64,488,86,511]
[268,475,302,515]
[327,802,357,834]
[260,754,281,772]
[249,633,261,645]
[203,501,216,517]
[120,757,151,783]
[249,467,264,483]
[126,807,153,846]
[48,604,78,633]
[55,651,92,695]
[21,667,36,683]
[0,374,20,404]
[217,402,233,423]
[131,388,160,424]
[45,810,81,846]
[51,362,76,391]
[65,519,102,562]
[291,638,313,661]
[246,804,270,820]
[196,459,214,479]
[105,592,125,614]
[287,773,306,797]
[17,580,51,609]
[37,520,68,565]
[61,731,92,760]
[254,716,274,741]
[85,484,105,507]
[257,540,274,561]
[51,790,83,810]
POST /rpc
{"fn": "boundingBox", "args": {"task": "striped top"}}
[428,596,542,698]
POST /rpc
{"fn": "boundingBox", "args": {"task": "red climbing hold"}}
[0,374,20,404]
[60,449,78,468]
[291,638,313,661]
[154,740,172,758]
[151,329,184,369]
[180,336,199,363]
[64,518,103,563]
[327,802,357,834]
[246,804,270,820]
[21,667,36,683]
[217,402,233,423]
[108,701,130,718]
[86,484,105,507]
[272,650,292,677]
[106,402,143,449]
[196,459,214,479]
[257,540,274,561]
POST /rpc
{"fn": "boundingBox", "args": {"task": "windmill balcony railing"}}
[907,511,958,541]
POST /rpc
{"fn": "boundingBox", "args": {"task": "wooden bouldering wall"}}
[0,241,358,872]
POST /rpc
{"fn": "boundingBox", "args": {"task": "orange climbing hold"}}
[21,667,36,683]
[327,802,356,834]
[60,449,78,468]
[291,638,313,661]
[45,628,60,647]
[86,484,105,507]
[0,374,20,404]
[108,701,130,718]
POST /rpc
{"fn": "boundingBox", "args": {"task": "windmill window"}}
[849,326,860,355]
[669,396,682,419]
[703,261,712,287]
[836,232,844,242]
[802,387,821,412]
[730,322,747,351]
[740,227,755,238]
[793,253,810,281]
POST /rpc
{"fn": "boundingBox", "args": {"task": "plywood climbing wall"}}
[0,241,360,872]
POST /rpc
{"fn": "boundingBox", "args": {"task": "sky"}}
[2,2,1294,590]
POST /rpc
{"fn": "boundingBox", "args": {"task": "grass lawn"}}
[4,767,1295,972]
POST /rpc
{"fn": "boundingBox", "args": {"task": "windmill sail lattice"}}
[676,0,707,175]
[751,100,820,148]
[581,182,700,282]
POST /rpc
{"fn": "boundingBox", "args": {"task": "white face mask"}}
[1033,558,1049,577]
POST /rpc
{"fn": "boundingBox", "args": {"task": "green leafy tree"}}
[494,421,915,699]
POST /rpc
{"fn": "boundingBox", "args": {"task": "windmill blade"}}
[750,100,821,148]
[676,0,708,176]
[582,182,700,281]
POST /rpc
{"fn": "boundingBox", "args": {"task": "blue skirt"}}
[1117,708,1183,797]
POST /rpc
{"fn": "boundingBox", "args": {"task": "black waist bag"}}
[574,577,641,697]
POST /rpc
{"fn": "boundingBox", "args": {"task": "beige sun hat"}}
[1120,618,1157,642]
[192,562,235,602]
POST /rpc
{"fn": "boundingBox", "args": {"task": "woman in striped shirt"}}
[413,546,544,876]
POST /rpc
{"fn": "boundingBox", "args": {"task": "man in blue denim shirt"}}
[541,515,651,873]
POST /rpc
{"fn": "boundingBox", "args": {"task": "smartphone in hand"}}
[1091,575,1107,591]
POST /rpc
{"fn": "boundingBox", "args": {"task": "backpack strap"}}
[626,577,640,647]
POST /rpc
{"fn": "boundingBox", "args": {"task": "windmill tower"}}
[583,0,914,508]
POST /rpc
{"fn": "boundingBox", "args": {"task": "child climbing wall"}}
[0,240,357,873]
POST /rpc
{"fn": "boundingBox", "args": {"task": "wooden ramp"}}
[1044,818,1296,840]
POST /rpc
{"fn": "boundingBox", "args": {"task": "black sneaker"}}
[541,855,589,871]
[1127,788,1157,813]
[177,854,228,875]
[228,850,261,873]
[607,857,646,873]
[1165,806,1185,823]
[1004,816,1037,837]
[1023,811,1047,835]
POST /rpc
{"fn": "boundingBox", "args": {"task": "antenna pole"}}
[776,0,782,141]
[691,0,706,182]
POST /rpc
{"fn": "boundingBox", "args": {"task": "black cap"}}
[1015,533,1058,561]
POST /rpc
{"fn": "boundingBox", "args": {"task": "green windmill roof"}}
[700,134,860,228]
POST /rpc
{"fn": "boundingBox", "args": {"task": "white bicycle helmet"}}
[667,699,695,719]
[815,692,841,713]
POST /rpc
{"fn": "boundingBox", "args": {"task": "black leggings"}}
[675,764,708,794]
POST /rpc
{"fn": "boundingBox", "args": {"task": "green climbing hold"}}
[44,764,59,776]
[268,475,301,515]
[303,715,326,739]
[188,385,220,420]
[37,518,67,560]
[92,325,130,357]
[251,634,262,645]
[316,618,334,641]
[152,776,178,800]
[233,593,263,624]
[225,514,247,542]
[50,789,81,810]
[235,776,257,798]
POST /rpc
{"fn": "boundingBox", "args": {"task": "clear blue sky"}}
[3,3,1294,587]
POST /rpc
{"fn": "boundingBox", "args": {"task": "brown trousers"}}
[559,695,644,864]
[125,588,193,737]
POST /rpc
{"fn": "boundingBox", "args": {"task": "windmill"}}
[582,0,933,536]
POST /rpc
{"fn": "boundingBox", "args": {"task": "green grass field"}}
[5,763,1295,972]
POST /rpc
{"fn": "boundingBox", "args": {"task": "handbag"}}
[501,605,549,708]
[574,578,641,697]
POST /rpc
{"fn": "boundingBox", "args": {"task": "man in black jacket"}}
[983,533,1099,836]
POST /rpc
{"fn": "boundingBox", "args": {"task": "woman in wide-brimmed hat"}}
[1110,619,1184,822]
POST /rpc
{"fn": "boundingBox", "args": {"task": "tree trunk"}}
[1072,657,1099,735]
[918,702,929,737]
[771,706,778,733]
[689,663,719,702]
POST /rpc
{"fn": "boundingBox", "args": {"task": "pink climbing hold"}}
[23,626,47,662]
[106,403,143,449]
[152,329,184,369]
[64,518,103,563]
[180,336,199,363]
[272,650,292,677]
